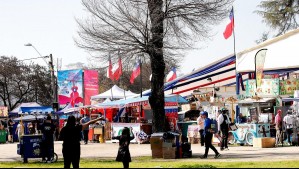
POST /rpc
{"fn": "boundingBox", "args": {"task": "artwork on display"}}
[0,107,8,117]
[280,79,299,95]
[58,70,84,108]
[84,70,99,105]
[246,79,280,97]
[111,123,140,143]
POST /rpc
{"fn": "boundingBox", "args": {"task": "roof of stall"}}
[91,85,138,100]
[95,95,188,108]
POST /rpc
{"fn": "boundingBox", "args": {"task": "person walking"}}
[283,110,294,146]
[200,111,221,159]
[197,113,205,146]
[59,115,105,169]
[80,115,90,145]
[39,115,56,163]
[7,118,15,143]
[15,121,24,143]
[113,127,135,168]
[217,108,230,151]
[275,110,283,146]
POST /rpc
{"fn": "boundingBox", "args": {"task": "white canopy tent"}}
[91,85,138,101]
[237,29,299,73]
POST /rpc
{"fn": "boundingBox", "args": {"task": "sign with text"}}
[0,107,8,117]
[280,79,299,95]
[84,70,99,105]
[246,79,280,97]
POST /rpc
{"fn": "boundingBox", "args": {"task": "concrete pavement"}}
[1,142,299,162]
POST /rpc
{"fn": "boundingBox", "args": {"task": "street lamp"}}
[24,43,58,111]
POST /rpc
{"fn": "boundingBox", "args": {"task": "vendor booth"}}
[94,95,188,144]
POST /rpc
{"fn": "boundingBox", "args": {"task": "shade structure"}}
[13,115,46,122]
[91,85,138,100]
[18,107,54,115]
[95,94,188,108]
[237,29,299,73]
[10,102,41,114]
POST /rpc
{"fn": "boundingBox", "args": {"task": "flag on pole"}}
[166,67,177,82]
[107,56,114,80]
[112,56,122,81]
[223,8,234,40]
[130,60,141,84]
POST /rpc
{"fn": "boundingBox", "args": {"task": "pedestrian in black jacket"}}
[113,127,135,168]
[59,115,105,168]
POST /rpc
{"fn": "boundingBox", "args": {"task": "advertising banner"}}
[0,107,8,117]
[111,123,140,143]
[246,79,280,97]
[58,70,83,108]
[255,49,268,88]
[84,70,99,105]
[280,79,299,95]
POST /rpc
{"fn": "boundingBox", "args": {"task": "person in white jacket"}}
[217,108,231,151]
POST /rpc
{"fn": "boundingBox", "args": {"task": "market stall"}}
[94,95,188,144]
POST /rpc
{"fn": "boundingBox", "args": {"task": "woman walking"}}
[59,115,105,168]
[113,127,135,168]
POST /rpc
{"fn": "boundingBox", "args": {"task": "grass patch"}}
[0,158,299,168]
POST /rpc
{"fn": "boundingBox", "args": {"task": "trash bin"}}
[0,130,7,144]
[150,133,164,158]
[18,135,43,163]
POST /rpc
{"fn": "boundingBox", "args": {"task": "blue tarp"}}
[19,107,54,115]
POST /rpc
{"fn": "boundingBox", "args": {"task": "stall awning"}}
[19,107,54,115]
[95,95,188,108]
[14,115,46,122]
[10,102,41,114]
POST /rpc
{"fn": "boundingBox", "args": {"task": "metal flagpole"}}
[139,58,143,120]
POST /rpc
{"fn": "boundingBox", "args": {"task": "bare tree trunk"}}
[147,0,166,133]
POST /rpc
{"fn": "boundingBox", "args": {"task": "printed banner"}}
[255,49,268,87]
[246,79,280,97]
[280,79,299,95]
[0,107,8,117]
[84,70,99,105]
[111,123,141,143]
[58,70,83,108]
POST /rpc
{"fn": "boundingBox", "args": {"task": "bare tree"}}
[0,56,52,111]
[76,0,233,132]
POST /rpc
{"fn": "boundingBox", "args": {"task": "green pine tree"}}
[256,0,299,36]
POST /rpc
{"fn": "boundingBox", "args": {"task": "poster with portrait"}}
[58,69,83,108]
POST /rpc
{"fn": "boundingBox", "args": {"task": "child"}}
[113,127,135,168]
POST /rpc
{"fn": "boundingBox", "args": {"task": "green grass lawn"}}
[0,157,299,168]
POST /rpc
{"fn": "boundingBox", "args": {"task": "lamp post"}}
[24,43,58,111]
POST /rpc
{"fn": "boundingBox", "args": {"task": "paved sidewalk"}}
[1,142,299,162]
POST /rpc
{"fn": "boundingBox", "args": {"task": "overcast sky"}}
[0,0,270,75]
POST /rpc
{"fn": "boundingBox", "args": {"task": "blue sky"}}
[0,0,269,75]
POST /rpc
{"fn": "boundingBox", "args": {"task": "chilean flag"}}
[166,67,177,82]
[223,8,234,40]
[130,60,141,84]
[112,57,122,81]
[107,56,114,80]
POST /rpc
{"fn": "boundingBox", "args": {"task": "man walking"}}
[218,108,230,151]
[197,113,205,146]
[80,115,90,144]
[284,110,294,146]
[200,111,221,159]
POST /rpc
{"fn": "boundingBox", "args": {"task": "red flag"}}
[166,67,177,82]
[107,56,114,80]
[112,57,122,81]
[130,60,141,84]
[223,8,234,39]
